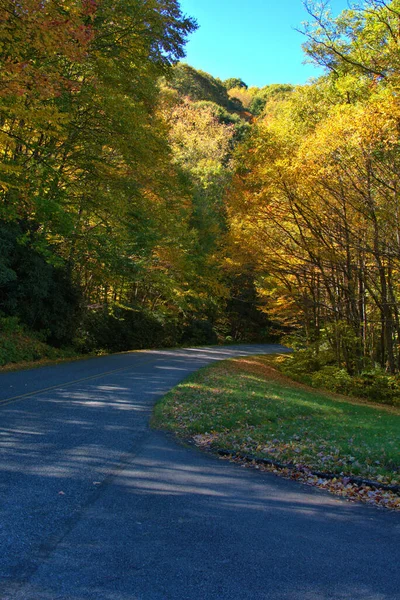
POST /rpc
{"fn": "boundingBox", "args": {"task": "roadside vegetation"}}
[0,0,275,369]
[2,0,400,510]
[278,343,400,407]
[3,0,400,400]
[0,314,80,369]
[153,355,400,509]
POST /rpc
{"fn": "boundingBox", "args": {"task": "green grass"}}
[152,355,400,486]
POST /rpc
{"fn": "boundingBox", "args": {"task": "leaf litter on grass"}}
[153,355,400,510]
[191,434,400,510]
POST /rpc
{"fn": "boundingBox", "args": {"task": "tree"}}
[301,0,400,83]
[0,0,198,346]
[248,84,294,115]
[228,74,400,373]
[223,77,248,90]
[167,63,241,110]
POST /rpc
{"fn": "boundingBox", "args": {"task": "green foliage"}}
[77,307,173,353]
[0,221,82,345]
[310,366,353,392]
[181,319,218,345]
[223,78,248,91]
[165,96,235,273]
[193,101,250,143]
[0,313,77,366]
[0,0,222,363]
[310,366,400,407]
[281,352,400,407]
[279,346,322,383]
[0,0,294,362]
[78,307,220,352]
[168,63,241,110]
[351,371,400,405]
[248,84,294,115]
[302,0,400,83]
[224,272,278,342]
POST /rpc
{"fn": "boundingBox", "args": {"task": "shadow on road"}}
[0,344,398,600]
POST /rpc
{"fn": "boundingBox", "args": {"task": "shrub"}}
[0,221,82,346]
[281,348,400,407]
[351,370,400,406]
[77,306,183,353]
[181,319,218,346]
[280,342,326,384]
[0,313,75,366]
[311,366,353,394]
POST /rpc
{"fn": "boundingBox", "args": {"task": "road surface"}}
[0,345,399,600]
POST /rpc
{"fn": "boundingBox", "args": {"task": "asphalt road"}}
[0,344,399,600]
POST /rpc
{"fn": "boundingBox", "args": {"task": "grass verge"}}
[0,352,97,373]
[152,354,400,509]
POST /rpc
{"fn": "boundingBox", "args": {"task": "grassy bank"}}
[0,315,83,370]
[153,355,400,508]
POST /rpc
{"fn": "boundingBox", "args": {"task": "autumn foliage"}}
[3,0,400,376]
[0,0,271,353]
[228,0,400,376]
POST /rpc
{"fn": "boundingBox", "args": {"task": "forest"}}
[1,0,400,403]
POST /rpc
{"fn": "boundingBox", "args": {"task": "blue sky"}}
[178,0,350,87]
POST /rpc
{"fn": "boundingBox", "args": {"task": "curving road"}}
[0,345,399,600]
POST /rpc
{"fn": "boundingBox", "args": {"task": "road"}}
[0,344,399,600]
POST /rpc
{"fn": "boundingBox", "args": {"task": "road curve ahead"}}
[0,344,399,600]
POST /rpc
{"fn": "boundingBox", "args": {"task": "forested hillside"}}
[228,0,400,400]
[0,0,276,363]
[2,0,400,399]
